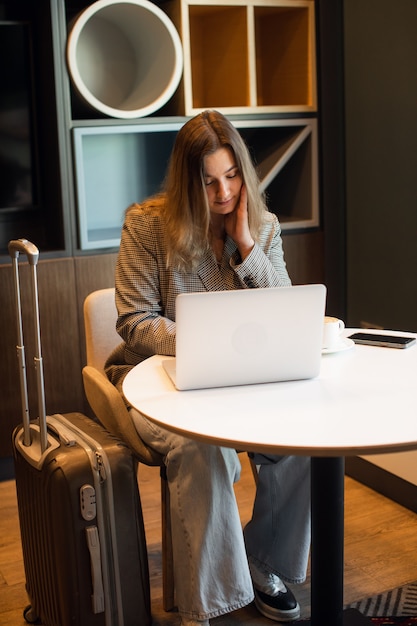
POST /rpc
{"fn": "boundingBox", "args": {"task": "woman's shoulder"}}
[260,210,280,232]
[126,195,165,219]
[122,197,169,252]
[263,210,277,223]
[256,211,282,248]
[125,195,167,231]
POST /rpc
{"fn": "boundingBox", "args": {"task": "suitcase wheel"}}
[23,605,41,624]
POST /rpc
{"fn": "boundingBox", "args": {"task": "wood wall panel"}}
[1,253,118,457]
[0,258,84,457]
[282,230,325,287]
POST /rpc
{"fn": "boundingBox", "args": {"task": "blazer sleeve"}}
[114,207,176,364]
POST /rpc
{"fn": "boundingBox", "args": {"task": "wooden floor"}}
[2,454,417,625]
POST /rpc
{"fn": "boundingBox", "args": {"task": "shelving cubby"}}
[72,117,318,250]
[163,0,317,116]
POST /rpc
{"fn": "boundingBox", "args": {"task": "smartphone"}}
[348,332,416,349]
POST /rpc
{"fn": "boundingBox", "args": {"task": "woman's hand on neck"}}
[209,186,254,262]
[224,185,254,261]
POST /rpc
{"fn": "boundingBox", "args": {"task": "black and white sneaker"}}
[249,557,301,622]
[254,587,300,622]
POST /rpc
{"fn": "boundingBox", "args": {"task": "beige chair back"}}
[84,287,119,373]
[82,288,161,465]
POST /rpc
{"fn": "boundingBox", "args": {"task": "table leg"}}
[305,457,371,626]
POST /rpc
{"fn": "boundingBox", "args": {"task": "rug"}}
[298,612,417,626]
[347,582,417,617]
[241,611,417,625]
[368,619,417,625]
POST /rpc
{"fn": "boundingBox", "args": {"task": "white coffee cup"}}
[323,316,345,350]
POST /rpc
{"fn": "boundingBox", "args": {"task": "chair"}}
[82,288,175,611]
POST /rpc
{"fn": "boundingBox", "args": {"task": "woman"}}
[106,110,310,625]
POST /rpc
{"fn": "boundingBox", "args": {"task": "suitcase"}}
[8,238,152,626]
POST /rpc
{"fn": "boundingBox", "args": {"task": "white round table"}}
[123,329,417,626]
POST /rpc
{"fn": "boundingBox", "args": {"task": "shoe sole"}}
[254,593,301,622]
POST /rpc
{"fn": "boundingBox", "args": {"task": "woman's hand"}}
[224,185,255,261]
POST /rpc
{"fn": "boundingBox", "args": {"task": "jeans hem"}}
[248,553,306,586]
[180,594,255,621]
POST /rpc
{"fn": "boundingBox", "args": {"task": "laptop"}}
[162,284,327,391]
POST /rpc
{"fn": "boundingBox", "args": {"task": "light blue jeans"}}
[131,409,311,621]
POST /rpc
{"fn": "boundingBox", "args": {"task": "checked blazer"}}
[105,202,291,391]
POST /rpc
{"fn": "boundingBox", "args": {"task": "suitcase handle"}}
[8,238,39,264]
[9,239,48,453]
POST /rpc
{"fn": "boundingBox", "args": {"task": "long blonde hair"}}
[158,110,268,271]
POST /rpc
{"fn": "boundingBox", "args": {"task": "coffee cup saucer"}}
[322,337,355,355]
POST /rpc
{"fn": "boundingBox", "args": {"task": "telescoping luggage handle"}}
[8,239,48,454]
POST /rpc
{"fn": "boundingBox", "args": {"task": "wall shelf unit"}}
[238,118,318,229]
[164,0,317,116]
[72,117,318,250]
[72,122,180,249]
